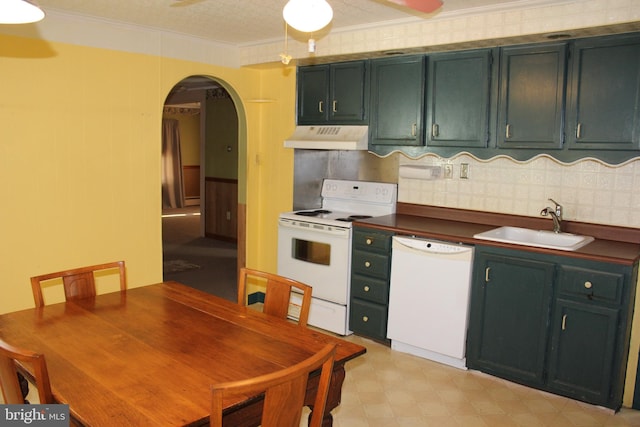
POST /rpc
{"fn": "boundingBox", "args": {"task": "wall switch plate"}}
[460,163,469,179]
[443,164,453,179]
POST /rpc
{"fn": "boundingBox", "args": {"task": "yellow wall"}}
[0,33,296,314]
[163,112,200,166]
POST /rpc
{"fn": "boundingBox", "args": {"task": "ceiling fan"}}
[384,0,443,14]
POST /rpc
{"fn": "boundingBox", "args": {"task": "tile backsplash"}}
[398,153,640,229]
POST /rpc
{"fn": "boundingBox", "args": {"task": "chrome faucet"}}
[540,198,563,233]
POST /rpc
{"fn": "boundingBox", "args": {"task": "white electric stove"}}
[277,179,397,335]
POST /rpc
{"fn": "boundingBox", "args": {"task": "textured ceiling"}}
[36,0,531,46]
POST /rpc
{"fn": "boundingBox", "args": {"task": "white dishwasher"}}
[387,235,474,370]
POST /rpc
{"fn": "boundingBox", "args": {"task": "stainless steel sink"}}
[473,226,594,251]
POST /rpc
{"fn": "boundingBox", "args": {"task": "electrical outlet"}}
[443,164,453,179]
[460,163,469,179]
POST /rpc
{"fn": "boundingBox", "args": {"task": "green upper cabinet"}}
[565,34,640,151]
[296,60,369,125]
[497,43,567,149]
[369,55,425,147]
[426,49,494,148]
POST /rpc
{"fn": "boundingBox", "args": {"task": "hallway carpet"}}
[162,207,237,302]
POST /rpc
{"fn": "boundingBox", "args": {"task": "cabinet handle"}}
[485,267,491,282]
[365,238,373,245]
[364,285,370,292]
[506,124,512,139]
[562,314,567,331]
[362,316,369,322]
[364,261,371,268]
[332,100,337,113]
[431,123,439,137]
[318,101,324,113]
[576,123,582,139]
[584,281,592,289]
[411,123,417,137]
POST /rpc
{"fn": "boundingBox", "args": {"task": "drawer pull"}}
[366,238,373,245]
[584,281,593,289]
[562,314,567,331]
[332,100,338,113]
[485,267,491,282]
[364,261,371,268]
[362,316,369,323]
[364,286,370,292]
[318,101,324,113]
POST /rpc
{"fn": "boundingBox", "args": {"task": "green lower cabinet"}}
[349,227,393,342]
[349,299,388,339]
[467,245,637,410]
[547,299,618,406]
[467,250,555,386]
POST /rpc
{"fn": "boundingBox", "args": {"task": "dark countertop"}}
[355,205,640,266]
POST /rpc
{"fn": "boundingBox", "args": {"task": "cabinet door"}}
[467,251,555,386]
[566,34,640,151]
[297,65,329,124]
[426,49,493,147]
[497,43,566,149]
[547,299,618,406]
[369,55,425,146]
[330,61,368,123]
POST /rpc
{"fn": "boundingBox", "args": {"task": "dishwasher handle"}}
[392,236,474,260]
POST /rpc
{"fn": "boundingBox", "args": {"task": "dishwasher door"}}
[387,236,474,369]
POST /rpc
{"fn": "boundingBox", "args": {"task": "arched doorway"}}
[160,75,245,301]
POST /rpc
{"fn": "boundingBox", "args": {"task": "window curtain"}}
[161,118,185,209]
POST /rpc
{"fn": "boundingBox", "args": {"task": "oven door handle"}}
[278,219,350,238]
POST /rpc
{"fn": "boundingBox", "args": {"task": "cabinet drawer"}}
[351,274,389,304]
[353,229,392,253]
[557,265,624,304]
[349,299,388,339]
[352,250,390,278]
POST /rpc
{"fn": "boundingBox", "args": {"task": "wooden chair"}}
[210,343,336,427]
[0,338,53,404]
[237,267,312,327]
[31,261,127,308]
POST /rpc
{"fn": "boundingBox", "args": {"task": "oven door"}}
[277,218,351,305]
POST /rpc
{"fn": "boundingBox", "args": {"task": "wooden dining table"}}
[0,281,366,426]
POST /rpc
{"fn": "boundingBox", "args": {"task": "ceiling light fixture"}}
[0,0,45,24]
[283,0,333,33]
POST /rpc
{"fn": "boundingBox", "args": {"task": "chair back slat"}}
[237,268,312,327]
[31,261,127,307]
[0,339,53,405]
[210,343,336,427]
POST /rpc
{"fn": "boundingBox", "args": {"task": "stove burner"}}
[336,215,373,222]
[295,209,332,217]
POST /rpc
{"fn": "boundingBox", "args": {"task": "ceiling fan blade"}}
[170,0,207,7]
[385,0,443,14]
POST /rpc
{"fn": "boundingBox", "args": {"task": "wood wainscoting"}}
[205,177,237,242]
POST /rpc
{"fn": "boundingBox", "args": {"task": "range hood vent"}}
[284,125,369,150]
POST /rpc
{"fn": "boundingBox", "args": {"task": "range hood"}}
[284,125,369,150]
